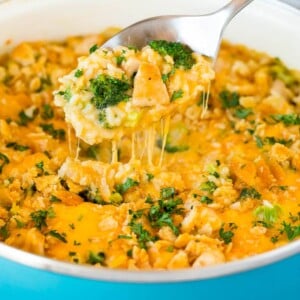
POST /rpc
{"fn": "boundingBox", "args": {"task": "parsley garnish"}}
[219,223,237,244]
[171,89,184,101]
[0,152,10,174]
[271,114,300,126]
[18,108,38,126]
[57,88,72,101]
[48,230,67,243]
[239,187,261,200]
[40,123,66,141]
[89,44,99,54]
[41,104,54,120]
[234,108,253,119]
[115,177,139,195]
[87,251,105,265]
[200,181,217,193]
[30,207,55,230]
[6,142,29,151]
[129,222,155,249]
[74,69,83,78]
[280,221,300,240]
[200,196,213,204]
[219,90,240,108]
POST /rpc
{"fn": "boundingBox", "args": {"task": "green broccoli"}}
[148,40,195,69]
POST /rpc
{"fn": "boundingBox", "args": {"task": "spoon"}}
[102,0,254,61]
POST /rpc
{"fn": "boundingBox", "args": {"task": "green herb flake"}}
[0,152,10,174]
[129,222,155,249]
[200,196,213,204]
[239,187,261,200]
[50,195,62,203]
[171,89,184,101]
[74,69,83,78]
[146,173,154,181]
[219,223,237,244]
[40,123,66,141]
[89,44,99,54]
[271,114,300,126]
[280,221,300,241]
[18,108,38,126]
[14,218,25,228]
[41,104,54,120]
[30,207,55,230]
[115,177,139,195]
[57,88,72,101]
[6,142,29,151]
[118,234,132,239]
[219,90,240,108]
[160,187,176,199]
[234,108,253,119]
[200,181,217,193]
[48,230,67,243]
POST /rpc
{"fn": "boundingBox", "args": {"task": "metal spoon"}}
[102,0,254,61]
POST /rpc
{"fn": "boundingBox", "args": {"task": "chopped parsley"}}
[18,108,38,126]
[271,114,300,126]
[219,90,240,108]
[116,54,126,66]
[56,88,72,101]
[146,173,154,181]
[6,142,29,151]
[39,123,66,141]
[74,69,83,78]
[41,104,54,120]
[171,89,184,101]
[219,223,237,244]
[239,187,261,200]
[280,222,300,241]
[30,207,55,230]
[89,44,99,54]
[129,222,155,249]
[48,230,67,243]
[115,177,139,195]
[148,40,195,69]
[234,107,253,119]
[50,195,62,203]
[200,181,217,194]
[0,152,10,174]
[87,251,106,265]
[200,196,213,204]
[90,74,131,110]
[156,138,189,153]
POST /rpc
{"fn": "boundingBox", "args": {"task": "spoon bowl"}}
[103,0,254,60]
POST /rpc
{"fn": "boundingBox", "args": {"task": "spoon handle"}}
[215,0,254,26]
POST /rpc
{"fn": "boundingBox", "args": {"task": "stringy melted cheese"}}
[0,29,300,270]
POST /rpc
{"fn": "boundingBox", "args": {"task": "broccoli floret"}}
[90,74,131,110]
[148,40,195,69]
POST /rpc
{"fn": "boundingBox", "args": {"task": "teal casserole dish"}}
[0,0,299,299]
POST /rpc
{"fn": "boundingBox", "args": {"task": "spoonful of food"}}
[102,0,254,61]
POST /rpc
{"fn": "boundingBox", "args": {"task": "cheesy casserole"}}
[0,28,300,270]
